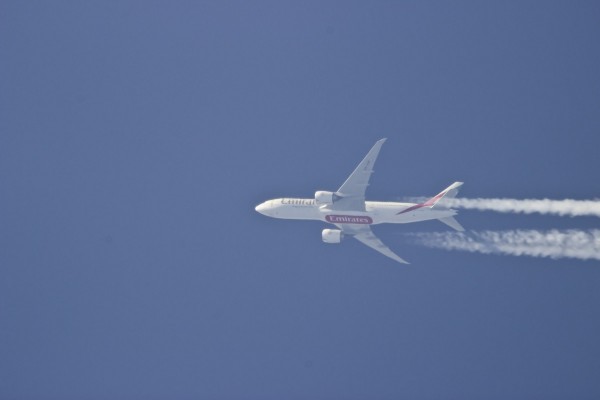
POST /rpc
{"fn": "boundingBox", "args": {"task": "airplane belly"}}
[369,210,398,224]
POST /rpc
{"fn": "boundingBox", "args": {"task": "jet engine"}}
[322,229,344,244]
[315,191,339,205]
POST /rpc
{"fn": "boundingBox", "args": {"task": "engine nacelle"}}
[322,229,344,244]
[315,191,339,206]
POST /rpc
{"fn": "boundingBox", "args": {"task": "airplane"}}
[254,138,464,263]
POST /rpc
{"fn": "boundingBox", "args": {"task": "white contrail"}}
[410,229,600,261]
[442,198,600,218]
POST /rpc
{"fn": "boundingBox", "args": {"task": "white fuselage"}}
[255,198,458,225]
[254,137,463,263]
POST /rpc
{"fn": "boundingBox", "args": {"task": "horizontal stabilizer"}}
[438,216,465,232]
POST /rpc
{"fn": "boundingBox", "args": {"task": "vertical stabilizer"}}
[426,182,463,208]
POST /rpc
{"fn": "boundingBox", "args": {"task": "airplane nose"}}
[255,202,268,215]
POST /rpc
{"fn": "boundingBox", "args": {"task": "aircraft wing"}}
[336,224,409,264]
[333,138,387,211]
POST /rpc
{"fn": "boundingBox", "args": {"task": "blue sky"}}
[2,1,600,399]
